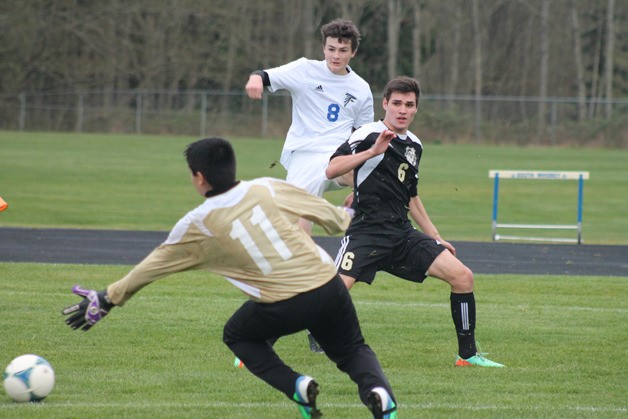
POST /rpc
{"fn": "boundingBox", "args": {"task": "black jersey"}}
[330,120,423,233]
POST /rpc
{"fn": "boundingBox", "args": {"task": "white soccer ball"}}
[3,354,55,402]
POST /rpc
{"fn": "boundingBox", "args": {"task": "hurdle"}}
[489,170,590,244]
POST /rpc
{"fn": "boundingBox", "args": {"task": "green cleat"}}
[293,375,322,419]
[367,387,398,419]
[455,353,505,367]
[233,357,244,368]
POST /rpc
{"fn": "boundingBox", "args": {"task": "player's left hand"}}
[62,285,114,331]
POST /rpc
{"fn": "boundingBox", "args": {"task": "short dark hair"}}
[185,137,236,190]
[383,76,421,103]
[320,19,361,52]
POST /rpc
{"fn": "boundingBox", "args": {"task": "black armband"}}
[251,70,270,87]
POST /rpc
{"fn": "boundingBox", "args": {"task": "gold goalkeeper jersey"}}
[107,178,351,305]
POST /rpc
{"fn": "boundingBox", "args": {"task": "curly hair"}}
[320,19,361,52]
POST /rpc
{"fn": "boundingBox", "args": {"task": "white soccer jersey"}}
[107,178,351,305]
[266,58,373,155]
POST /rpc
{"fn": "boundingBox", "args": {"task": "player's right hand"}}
[62,285,114,331]
[245,74,264,99]
[340,206,355,219]
[372,130,396,155]
[342,191,354,209]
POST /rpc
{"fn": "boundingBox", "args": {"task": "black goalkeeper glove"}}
[62,285,115,331]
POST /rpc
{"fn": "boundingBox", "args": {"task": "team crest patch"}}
[344,93,356,106]
[405,147,417,166]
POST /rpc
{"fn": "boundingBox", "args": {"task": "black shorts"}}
[335,228,446,284]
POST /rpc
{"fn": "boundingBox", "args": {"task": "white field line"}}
[0,401,625,414]
[355,300,628,314]
[3,290,628,314]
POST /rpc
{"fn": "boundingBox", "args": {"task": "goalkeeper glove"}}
[62,285,114,331]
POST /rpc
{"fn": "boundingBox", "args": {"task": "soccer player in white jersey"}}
[245,18,373,235]
[246,18,373,354]
[62,137,398,419]
[325,76,505,368]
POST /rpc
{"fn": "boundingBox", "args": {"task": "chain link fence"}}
[1,90,626,147]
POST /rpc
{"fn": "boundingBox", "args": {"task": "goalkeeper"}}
[62,137,397,419]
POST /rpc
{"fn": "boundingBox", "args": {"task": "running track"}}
[1,227,626,277]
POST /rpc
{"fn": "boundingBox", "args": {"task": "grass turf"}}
[0,263,626,417]
[1,130,627,244]
[1,130,626,416]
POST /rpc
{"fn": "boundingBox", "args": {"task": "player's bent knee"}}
[429,254,474,292]
[449,265,474,292]
[459,266,474,290]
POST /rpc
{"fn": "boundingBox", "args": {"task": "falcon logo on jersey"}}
[404,147,417,167]
[343,93,356,107]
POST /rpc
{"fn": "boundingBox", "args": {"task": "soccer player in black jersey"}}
[326,76,504,368]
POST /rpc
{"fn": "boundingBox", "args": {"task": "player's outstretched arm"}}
[62,286,114,331]
[269,180,352,234]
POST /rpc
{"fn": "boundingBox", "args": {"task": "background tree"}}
[0,0,625,141]
[386,0,403,80]
[571,0,587,121]
[411,0,422,79]
[538,0,550,138]
[605,0,616,118]
[472,0,483,141]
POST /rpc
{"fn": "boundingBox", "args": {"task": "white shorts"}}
[281,150,345,197]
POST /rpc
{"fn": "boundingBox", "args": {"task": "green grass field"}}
[0,264,626,418]
[1,130,627,243]
[1,130,627,417]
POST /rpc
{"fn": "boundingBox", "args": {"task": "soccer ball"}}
[3,354,55,402]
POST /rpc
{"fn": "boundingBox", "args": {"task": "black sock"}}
[450,292,477,359]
